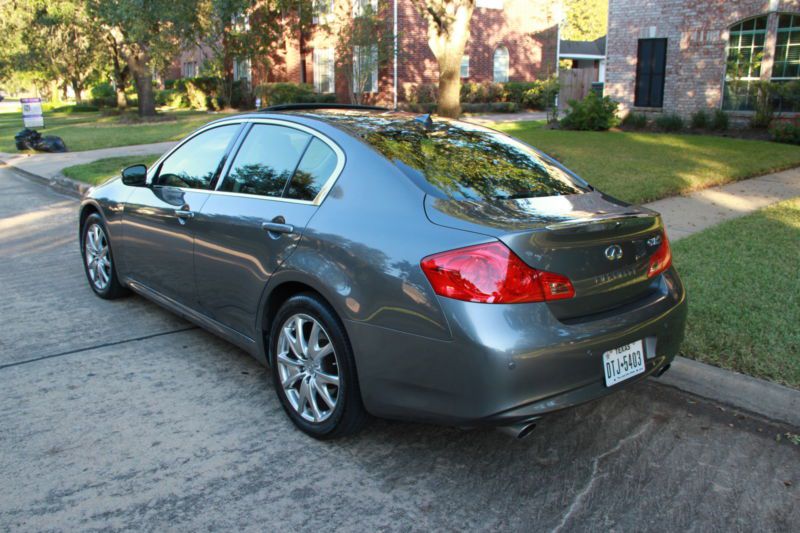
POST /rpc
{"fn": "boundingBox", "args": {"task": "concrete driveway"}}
[0,167,798,532]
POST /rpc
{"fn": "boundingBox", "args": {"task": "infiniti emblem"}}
[604,244,624,261]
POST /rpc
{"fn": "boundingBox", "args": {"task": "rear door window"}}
[284,138,339,201]
[219,124,311,197]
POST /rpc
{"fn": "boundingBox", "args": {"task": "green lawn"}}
[673,197,800,389]
[0,108,231,153]
[62,154,161,185]
[495,121,800,204]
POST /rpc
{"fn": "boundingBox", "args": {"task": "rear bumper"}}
[347,267,687,426]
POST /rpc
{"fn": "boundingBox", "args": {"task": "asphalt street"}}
[0,167,798,532]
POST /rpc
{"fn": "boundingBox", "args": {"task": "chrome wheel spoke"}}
[85,223,112,291]
[276,313,341,424]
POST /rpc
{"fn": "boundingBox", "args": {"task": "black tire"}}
[80,213,129,300]
[269,293,369,439]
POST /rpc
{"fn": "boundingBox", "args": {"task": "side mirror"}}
[121,164,148,187]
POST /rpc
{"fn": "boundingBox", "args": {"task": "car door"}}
[121,123,242,306]
[193,120,343,339]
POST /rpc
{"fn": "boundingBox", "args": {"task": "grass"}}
[0,107,231,153]
[62,154,161,185]
[495,121,800,204]
[672,197,800,389]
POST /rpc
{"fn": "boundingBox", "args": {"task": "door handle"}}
[262,222,294,235]
[175,209,195,219]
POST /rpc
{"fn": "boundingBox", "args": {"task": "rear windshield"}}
[315,114,589,201]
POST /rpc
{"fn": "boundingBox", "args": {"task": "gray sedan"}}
[79,106,687,439]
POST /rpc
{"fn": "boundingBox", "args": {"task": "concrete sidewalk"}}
[646,166,800,241]
[0,141,175,181]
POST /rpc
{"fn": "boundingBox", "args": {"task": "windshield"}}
[315,113,589,201]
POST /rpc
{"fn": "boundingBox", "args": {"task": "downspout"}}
[555,19,561,111]
[393,0,398,110]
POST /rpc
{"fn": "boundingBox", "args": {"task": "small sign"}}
[21,97,44,128]
[255,97,262,109]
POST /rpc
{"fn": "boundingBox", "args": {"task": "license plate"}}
[603,340,645,386]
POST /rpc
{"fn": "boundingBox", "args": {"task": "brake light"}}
[420,242,575,303]
[647,232,672,278]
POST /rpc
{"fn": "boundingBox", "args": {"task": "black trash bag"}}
[34,135,67,153]
[14,128,68,152]
[14,128,41,151]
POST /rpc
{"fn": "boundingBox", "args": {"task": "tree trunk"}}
[71,80,83,104]
[424,1,474,118]
[127,49,156,117]
[116,88,128,109]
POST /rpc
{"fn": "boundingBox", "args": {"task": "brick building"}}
[605,0,800,118]
[174,0,560,106]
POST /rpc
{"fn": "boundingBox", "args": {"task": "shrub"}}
[256,82,336,106]
[655,113,684,132]
[90,82,116,107]
[711,109,729,131]
[770,120,800,145]
[503,81,537,105]
[690,109,710,129]
[460,82,485,103]
[461,102,520,113]
[156,89,185,108]
[230,80,254,109]
[185,80,209,110]
[560,92,620,131]
[522,77,560,111]
[621,112,648,129]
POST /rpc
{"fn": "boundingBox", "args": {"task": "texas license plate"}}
[603,340,645,386]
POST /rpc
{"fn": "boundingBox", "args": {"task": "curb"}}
[1,161,89,198]
[653,356,800,428]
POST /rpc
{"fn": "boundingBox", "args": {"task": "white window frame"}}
[313,48,335,93]
[493,46,510,83]
[233,58,252,83]
[353,45,379,93]
[183,61,197,78]
[460,55,470,78]
[353,0,378,17]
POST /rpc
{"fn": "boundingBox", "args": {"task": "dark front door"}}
[121,123,241,306]
[193,122,342,338]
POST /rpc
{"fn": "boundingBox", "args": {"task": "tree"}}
[334,3,394,104]
[412,0,475,118]
[88,0,209,116]
[561,0,608,42]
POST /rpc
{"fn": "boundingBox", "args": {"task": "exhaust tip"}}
[655,363,671,377]
[498,420,538,440]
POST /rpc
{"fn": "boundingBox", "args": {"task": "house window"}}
[353,45,379,93]
[313,0,333,22]
[182,61,198,78]
[476,0,503,9]
[773,14,800,80]
[493,46,509,82]
[353,0,378,17]
[233,58,252,83]
[634,38,667,108]
[723,16,768,111]
[313,48,335,93]
[460,55,470,78]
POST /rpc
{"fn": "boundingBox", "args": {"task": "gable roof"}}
[559,36,606,58]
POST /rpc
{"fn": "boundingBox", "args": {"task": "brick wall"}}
[606,0,800,117]
[245,0,560,104]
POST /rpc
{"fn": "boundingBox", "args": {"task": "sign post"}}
[21,97,44,128]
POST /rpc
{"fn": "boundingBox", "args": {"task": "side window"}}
[285,138,339,201]
[219,124,311,197]
[155,125,239,189]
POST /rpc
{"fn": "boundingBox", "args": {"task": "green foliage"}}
[156,89,186,108]
[461,102,520,113]
[560,92,620,131]
[561,0,608,41]
[256,83,336,106]
[185,80,210,110]
[711,109,729,131]
[91,82,115,100]
[770,120,800,145]
[655,113,684,132]
[522,78,560,112]
[460,82,505,104]
[751,80,779,129]
[407,83,438,104]
[690,109,709,130]
[621,112,648,129]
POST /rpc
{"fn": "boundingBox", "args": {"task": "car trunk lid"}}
[425,192,666,319]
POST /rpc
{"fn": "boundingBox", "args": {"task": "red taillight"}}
[647,232,672,278]
[420,242,575,304]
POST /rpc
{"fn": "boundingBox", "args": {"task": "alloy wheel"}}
[276,313,341,423]
[84,223,112,292]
